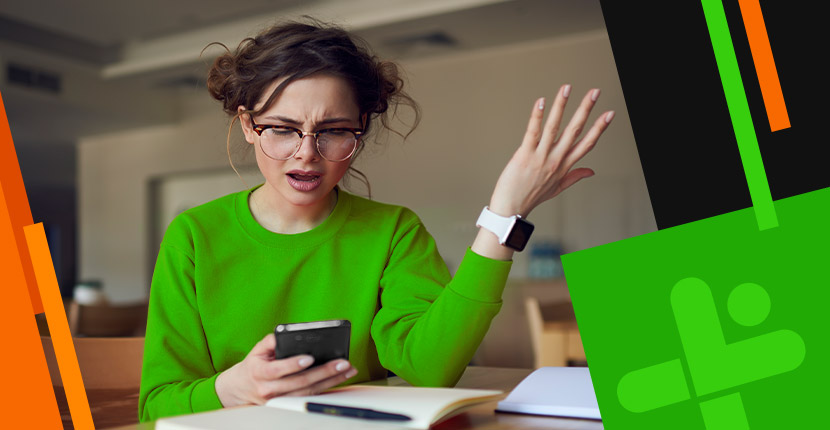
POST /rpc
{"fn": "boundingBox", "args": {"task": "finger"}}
[271,359,352,395]
[537,84,571,154]
[560,111,614,173]
[551,168,595,198]
[284,367,359,397]
[251,333,276,358]
[520,97,546,149]
[259,354,315,380]
[550,88,600,161]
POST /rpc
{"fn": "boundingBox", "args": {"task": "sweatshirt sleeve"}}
[138,217,223,422]
[370,213,512,387]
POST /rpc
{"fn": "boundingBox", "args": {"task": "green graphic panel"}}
[562,186,830,429]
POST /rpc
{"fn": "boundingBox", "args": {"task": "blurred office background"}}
[1,0,656,367]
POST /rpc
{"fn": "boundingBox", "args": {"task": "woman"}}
[139,19,613,421]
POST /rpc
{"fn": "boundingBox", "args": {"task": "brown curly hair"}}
[205,18,420,197]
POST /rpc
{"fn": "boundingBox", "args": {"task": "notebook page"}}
[156,405,404,430]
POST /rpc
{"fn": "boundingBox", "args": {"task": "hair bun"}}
[206,46,242,114]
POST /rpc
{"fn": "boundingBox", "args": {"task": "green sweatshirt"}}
[139,186,512,421]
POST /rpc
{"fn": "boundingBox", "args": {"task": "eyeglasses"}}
[251,121,364,162]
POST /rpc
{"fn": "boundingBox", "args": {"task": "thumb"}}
[554,168,595,197]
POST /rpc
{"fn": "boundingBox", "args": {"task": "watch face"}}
[505,219,535,251]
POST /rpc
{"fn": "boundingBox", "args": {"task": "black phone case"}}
[273,320,351,367]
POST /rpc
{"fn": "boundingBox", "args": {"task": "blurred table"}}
[107,367,603,430]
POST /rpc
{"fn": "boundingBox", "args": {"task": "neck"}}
[250,185,338,234]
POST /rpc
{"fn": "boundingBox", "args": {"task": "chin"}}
[277,182,335,206]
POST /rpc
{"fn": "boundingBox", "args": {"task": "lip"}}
[286,170,323,192]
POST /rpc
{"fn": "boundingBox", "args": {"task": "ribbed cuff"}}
[191,373,223,413]
[449,248,512,303]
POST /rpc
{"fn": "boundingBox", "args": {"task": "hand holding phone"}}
[214,322,356,408]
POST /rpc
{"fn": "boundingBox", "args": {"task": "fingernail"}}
[298,356,314,367]
[591,89,600,102]
[335,361,350,372]
[563,84,571,98]
[538,97,545,110]
[346,369,358,378]
[605,111,615,124]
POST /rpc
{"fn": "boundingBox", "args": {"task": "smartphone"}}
[273,320,351,368]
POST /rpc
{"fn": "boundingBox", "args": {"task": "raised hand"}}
[215,333,358,407]
[488,85,615,218]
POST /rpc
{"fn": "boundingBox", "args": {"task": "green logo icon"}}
[617,277,805,429]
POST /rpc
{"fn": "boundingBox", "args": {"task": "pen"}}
[306,402,412,421]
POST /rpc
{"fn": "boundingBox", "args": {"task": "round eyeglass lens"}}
[260,128,299,160]
[317,130,357,161]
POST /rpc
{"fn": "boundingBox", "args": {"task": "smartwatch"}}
[476,206,535,251]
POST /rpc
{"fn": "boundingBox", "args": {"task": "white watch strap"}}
[476,206,516,244]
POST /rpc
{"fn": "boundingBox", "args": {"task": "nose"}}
[293,134,320,161]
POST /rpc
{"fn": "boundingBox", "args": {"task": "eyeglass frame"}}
[250,120,365,162]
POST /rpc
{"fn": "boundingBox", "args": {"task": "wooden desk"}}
[108,367,603,430]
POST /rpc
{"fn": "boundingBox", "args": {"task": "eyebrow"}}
[263,115,355,126]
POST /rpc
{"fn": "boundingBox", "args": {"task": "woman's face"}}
[240,74,362,210]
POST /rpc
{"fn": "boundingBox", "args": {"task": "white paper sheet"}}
[495,367,601,420]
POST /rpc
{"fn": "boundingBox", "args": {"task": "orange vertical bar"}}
[0,183,62,428]
[0,91,43,314]
[25,223,95,430]
[738,0,791,132]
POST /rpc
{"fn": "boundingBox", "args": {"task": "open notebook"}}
[156,385,503,430]
[266,385,503,428]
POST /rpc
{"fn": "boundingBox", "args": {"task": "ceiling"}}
[0,0,606,143]
[1,0,308,48]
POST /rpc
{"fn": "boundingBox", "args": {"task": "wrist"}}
[472,228,515,261]
[487,201,527,218]
[215,363,244,407]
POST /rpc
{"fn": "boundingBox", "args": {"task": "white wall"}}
[79,102,237,302]
[79,30,656,309]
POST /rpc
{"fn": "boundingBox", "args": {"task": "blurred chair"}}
[41,336,144,428]
[525,296,586,367]
[68,300,148,337]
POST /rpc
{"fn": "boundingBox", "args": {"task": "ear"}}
[238,106,256,145]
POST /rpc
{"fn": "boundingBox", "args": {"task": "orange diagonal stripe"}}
[0,91,43,314]
[738,0,791,132]
[0,183,62,428]
[25,223,96,430]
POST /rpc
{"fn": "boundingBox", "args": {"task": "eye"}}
[321,129,352,138]
[263,127,296,137]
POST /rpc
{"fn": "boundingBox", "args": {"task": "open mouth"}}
[287,173,320,182]
[286,171,323,192]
